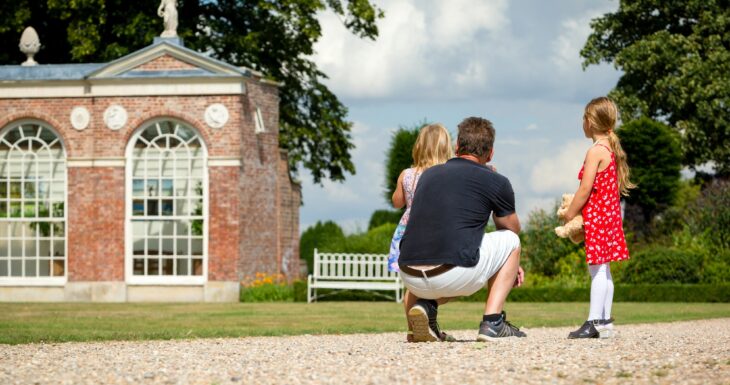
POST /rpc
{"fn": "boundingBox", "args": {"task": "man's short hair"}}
[456,117,495,158]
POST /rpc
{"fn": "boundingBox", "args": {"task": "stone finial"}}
[19,26,41,66]
[158,0,179,38]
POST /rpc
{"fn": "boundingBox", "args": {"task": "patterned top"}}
[388,168,422,271]
[398,168,422,226]
[578,143,630,265]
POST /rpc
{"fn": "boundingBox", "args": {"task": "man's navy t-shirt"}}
[399,157,516,267]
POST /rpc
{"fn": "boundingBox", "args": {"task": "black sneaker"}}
[476,311,526,341]
[407,299,442,342]
[567,320,600,339]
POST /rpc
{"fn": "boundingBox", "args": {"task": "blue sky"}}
[300,0,622,233]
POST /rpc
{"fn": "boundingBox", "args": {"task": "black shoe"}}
[568,320,600,339]
[407,299,442,342]
[476,311,526,341]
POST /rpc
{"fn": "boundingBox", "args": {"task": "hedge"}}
[280,282,730,303]
[460,284,730,303]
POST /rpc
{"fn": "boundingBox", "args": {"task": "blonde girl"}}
[388,123,454,342]
[564,97,635,339]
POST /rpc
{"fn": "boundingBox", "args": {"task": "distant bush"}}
[337,223,396,254]
[299,221,346,273]
[368,209,403,230]
[619,246,703,284]
[460,284,730,302]
[521,205,584,277]
[686,179,730,251]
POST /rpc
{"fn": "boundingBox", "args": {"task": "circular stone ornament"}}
[204,103,229,129]
[70,106,90,131]
[103,105,128,130]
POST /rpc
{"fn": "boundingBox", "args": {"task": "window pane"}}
[176,221,189,236]
[25,259,36,277]
[0,202,6,218]
[52,240,64,257]
[191,238,203,256]
[175,238,188,255]
[192,259,203,275]
[162,238,174,256]
[0,261,8,276]
[24,238,36,256]
[10,240,22,257]
[174,179,188,196]
[176,258,188,275]
[9,182,21,198]
[132,221,145,236]
[38,259,50,276]
[51,201,64,217]
[162,259,174,275]
[39,240,51,257]
[162,222,174,236]
[133,200,144,216]
[52,260,64,276]
[147,258,159,275]
[133,258,144,275]
[146,200,159,216]
[132,179,144,196]
[161,200,173,216]
[0,239,7,257]
[0,182,6,198]
[10,259,21,276]
[191,220,203,236]
[133,238,145,255]
[147,238,159,256]
[161,179,173,196]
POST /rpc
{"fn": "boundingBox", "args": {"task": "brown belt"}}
[399,264,455,278]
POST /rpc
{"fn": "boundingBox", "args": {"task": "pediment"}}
[88,41,246,79]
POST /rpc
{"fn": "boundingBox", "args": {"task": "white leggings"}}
[588,263,614,321]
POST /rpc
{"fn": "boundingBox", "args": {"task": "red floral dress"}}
[578,143,630,265]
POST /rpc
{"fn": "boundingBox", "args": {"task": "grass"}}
[1,302,729,345]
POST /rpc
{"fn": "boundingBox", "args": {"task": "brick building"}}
[0,34,301,302]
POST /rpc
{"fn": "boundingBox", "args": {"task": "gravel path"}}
[2,318,729,385]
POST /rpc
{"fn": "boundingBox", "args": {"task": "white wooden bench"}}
[307,249,404,303]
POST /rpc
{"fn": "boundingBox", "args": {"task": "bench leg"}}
[307,275,313,303]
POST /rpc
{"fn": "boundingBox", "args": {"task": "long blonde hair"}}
[584,97,636,196]
[412,123,454,170]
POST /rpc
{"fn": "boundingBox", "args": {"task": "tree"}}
[367,209,402,230]
[0,0,384,184]
[299,220,345,273]
[383,121,425,204]
[617,117,682,227]
[581,0,730,174]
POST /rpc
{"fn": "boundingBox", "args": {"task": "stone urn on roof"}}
[19,26,41,66]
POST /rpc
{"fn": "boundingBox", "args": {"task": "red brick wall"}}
[133,55,197,71]
[67,167,125,281]
[207,166,240,281]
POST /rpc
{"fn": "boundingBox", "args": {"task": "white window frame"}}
[124,119,208,286]
[0,120,67,286]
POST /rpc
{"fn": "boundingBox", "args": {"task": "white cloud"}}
[529,139,587,194]
[551,5,618,72]
[525,123,539,131]
[313,0,509,100]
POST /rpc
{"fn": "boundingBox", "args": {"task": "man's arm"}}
[492,212,521,234]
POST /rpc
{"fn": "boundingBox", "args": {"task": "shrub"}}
[619,246,703,284]
[299,221,346,273]
[368,209,403,230]
[686,179,730,251]
[338,223,396,254]
[521,206,584,277]
[240,273,294,302]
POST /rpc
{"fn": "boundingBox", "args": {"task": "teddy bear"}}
[555,193,585,244]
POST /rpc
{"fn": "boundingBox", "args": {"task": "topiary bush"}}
[368,209,403,230]
[619,246,703,284]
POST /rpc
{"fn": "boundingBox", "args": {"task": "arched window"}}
[126,120,207,283]
[0,121,66,281]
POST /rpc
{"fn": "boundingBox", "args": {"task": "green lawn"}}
[1,302,729,345]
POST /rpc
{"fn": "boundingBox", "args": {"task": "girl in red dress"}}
[564,97,635,339]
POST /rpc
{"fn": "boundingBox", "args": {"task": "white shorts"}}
[400,230,520,299]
